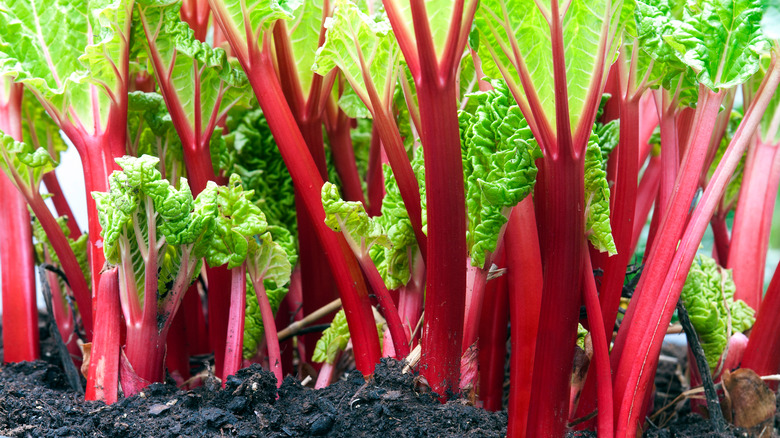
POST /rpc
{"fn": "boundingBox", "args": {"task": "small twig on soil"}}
[666,324,683,334]
[38,265,83,394]
[409,311,424,345]
[677,299,727,431]
[568,409,598,427]
[278,324,331,343]
[276,298,341,340]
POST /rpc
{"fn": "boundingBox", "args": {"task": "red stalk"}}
[223,265,247,381]
[505,198,543,438]
[0,81,38,362]
[742,259,780,379]
[726,137,780,308]
[165,309,192,386]
[630,155,661,253]
[365,125,385,217]
[181,283,210,355]
[324,99,367,205]
[86,268,121,404]
[526,1,587,434]
[710,213,731,264]
[232,44,381,373]
[42,172,82,238]
[582,250,613,438]
[477,264,508,411]
[614,59,780,437]
[180,0,211,42]
[462,265,488,349]
[250,274,283,387]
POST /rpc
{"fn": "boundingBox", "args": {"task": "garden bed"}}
[0,322,777,437]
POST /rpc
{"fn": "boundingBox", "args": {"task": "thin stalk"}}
[251,274,283,387]
[42,172,81,238]
[631,155,661,254]
[582,251,613,438]
[366,124,385,216]
[710,213,731,264]
[222,264,247,381]
[477,263,508,412]
[325,99,366,205]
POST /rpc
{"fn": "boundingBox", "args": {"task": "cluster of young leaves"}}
[680,254,755,371]
[126,92,186,183]
[94,156,217,302]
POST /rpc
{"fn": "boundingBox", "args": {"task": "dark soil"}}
[0,317,777,437]
[0,317,506,437]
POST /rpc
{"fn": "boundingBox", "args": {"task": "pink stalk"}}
[727,138,780,308]
[315,359,338,389]
[710,213,731,264]
[365,125,385,217]
[222,265,247,381]
[251,274,283,387]
[0,81,38,362]
[743,259,780,381]
[324,97,366,205]
[85,268,121,404]
[42,172,81,238]
[505,199,543,438]
[180,0,211,42]
[614,57,780,437]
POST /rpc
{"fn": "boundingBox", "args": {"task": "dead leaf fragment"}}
[721,368,776,431]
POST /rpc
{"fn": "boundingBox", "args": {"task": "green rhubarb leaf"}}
[459,85,540,267]
[208,0,301,59]
[322,181,390,254]
[313,0,400,115]
[681,254,755,371]
[0,0,132,134]
[135,0,250,144]
[584,128,617,255]
[20,89,67,163]
[388,0,469,58]
[286,0,325,99]
[476,0,625,133]
[664,0,769,90]
[246,231,292,290]
[206,174,268,269]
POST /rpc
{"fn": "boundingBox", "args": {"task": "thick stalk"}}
[244,52,381,373]
[615,62,780,437]
[181,0,211,42]
[416,77,467,397]
[726,138,780,308]
[462,265,488,349]
[85,268,121,404]
[251,275,283,387]
[222,265,247,380]
[506,198,543,438]
[0,81,38,362]
[365,125,385,217]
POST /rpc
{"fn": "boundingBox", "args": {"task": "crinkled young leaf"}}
[224,108,298,235]
[206,174,268,269]
[0,0,132,133]
[681,254,756,371]
[584,130,617,255]
[459,85,540,267]
[476,0,625,133]
[322,181,390,254]
[247,231,292,290]
[312,0,399,115]
[664,0,770,90]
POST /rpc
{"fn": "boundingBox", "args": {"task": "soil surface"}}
[0,318,778,437]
